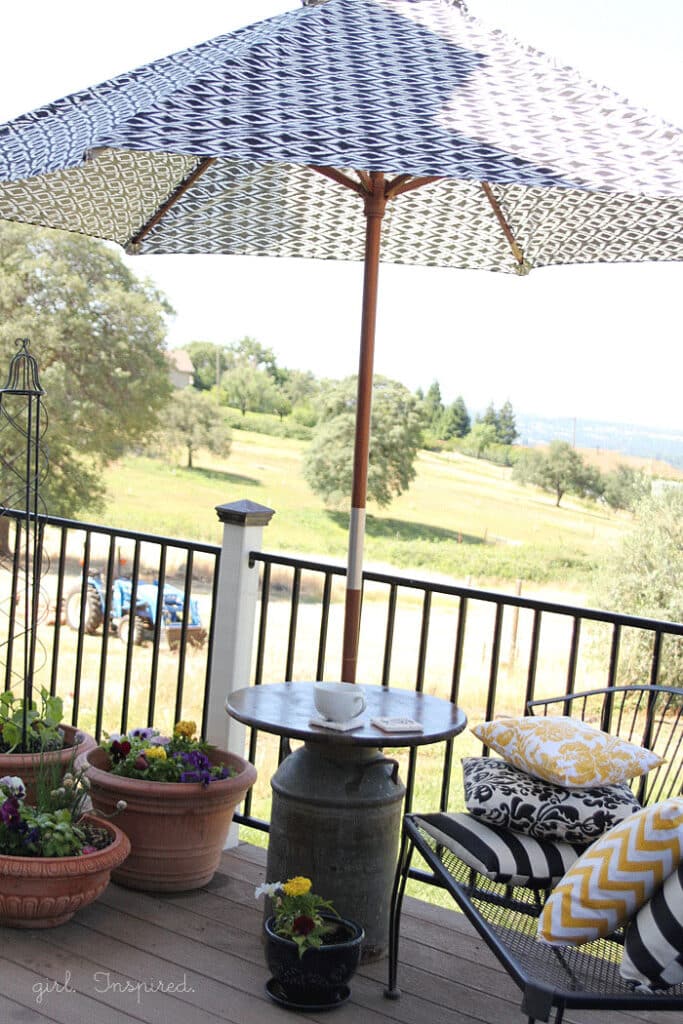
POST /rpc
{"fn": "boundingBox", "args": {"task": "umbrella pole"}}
[341,173,387,682]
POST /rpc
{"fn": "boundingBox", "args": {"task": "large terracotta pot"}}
[0,814,131,929]
[85,745,257,892]
[0,725,97,804]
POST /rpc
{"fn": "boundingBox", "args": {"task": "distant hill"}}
[516,413,683,473]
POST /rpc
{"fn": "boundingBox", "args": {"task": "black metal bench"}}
[385,685,683,1023]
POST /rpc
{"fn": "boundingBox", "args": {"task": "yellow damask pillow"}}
[537,798,683,946]
[471,716,663,789]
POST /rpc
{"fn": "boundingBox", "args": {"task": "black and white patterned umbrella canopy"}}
[0,0,681,272]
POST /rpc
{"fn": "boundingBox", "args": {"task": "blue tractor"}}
[64,571,206,649]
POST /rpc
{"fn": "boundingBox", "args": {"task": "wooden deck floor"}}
[0,842,673,1024]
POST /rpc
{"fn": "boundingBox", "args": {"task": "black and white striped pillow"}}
[620,865,683,992]
[414,811,585,886]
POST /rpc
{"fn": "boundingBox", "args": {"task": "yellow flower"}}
[174,720,197,739]
[143,746,167,760]
[283,876,312,897]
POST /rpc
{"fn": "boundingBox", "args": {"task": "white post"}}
[204,499,274,753]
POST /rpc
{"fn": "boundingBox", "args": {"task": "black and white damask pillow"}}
[620,864,683,992]
[462,756,641,844]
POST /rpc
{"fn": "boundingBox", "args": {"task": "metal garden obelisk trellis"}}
[0,340,46,747]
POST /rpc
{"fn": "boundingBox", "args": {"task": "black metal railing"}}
[0,509,220,741]
[2,511,681,841]
[238,550,683,832]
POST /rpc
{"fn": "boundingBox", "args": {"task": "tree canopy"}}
[159,388,231,469]
[512,441,604,507]
[303,376,423,508]
[0,224,172,518]
[595,488,683,684]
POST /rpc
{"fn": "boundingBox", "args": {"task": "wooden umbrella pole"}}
[341,172,387,682]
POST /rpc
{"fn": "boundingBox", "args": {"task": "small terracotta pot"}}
[0,814,131,928]
[0,725,97,804]
[85,746,257,891]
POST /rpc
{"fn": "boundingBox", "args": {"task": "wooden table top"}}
[226,681,467,748]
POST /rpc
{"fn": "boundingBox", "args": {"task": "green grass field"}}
[100,428,632,593]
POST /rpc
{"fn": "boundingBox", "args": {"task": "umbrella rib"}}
[480,181,526,269]
[310,166,368,198]
[128,156,217,247]
[386,175,442,198]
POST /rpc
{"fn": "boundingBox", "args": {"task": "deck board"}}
[0,842,675,1024]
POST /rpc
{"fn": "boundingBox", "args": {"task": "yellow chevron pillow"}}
[537,798,683,946]
[471,716,663,789]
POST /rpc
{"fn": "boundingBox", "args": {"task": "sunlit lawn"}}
[100,429,632,592]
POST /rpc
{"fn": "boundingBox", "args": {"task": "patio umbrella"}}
[0,0,680,681]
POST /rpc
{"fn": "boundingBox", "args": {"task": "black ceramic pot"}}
[264,913,364,1004]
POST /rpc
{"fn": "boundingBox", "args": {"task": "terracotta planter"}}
[265,913,364,1007]
[85,745,257,892]
[0,725,97,804]
[0,814,131,928]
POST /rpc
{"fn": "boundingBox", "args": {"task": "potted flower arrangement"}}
[0,688,96,803]
[257,876,364,1009]
[84,720,257,892]
[0,762,130,928]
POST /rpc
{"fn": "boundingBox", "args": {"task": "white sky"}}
[1,1,681,430]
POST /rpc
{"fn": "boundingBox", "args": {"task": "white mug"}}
[314,681,366,721]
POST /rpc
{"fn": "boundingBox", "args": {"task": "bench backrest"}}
[527,685,683,805]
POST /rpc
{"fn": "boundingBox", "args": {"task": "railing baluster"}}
[120,540,142,733]
[70,530,92,727]
[173,549,194,722]
[484,603,504,722]
[316,572,332,680]
[148,544,167,726]
[565,616,581,696]
[415,591,431,694]
[524,608,542,709]
[381,583,398,687]
[49,525,68,697]
[449,595,467,705]
[285,567,301,681]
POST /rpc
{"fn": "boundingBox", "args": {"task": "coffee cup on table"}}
[314,682,366,722]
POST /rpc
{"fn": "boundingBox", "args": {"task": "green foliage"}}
[21,808,86,857]
[224,407,313,440]
[185,340,227,391]
[0,758,92,857]
[0,688,64,753]
[442,395,470,439]
[303,376,423,508]
[603,464,652,512]
[463,421,498,459]
[594,488,683,684]
[421,380,445,432]
[257,877,338,957]
[0,224,172,517]
[221,362,279,415]
[512,441,604,507]
[156,388,231,469]
[496,400,519,445]
[475,400,518,445]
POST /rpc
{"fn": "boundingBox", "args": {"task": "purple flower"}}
[1,796,22,828]
[129,726,157,740]
[148,735,171,747]
[178,750,211,771]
